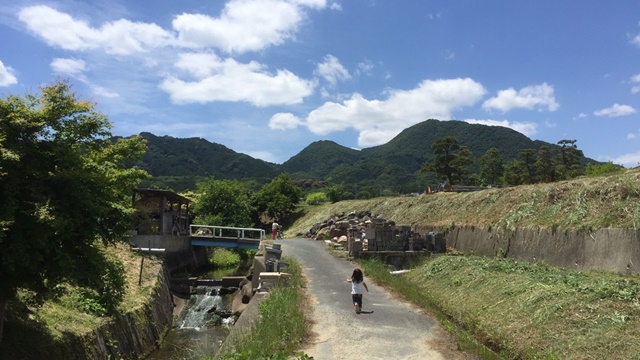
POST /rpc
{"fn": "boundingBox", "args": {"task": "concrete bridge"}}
[189,225,265,249]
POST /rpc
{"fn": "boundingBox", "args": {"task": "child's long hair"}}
[351,268,364,284]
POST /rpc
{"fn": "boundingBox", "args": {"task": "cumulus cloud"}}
[304,78,486,147]
[172,0,326,53]
[0,60,18,86]
[463,119,538,137]
[19,5,174,55]
[160,53,315,106]
[50,58,86,75]
[628,132,637,140]
[269,112,304,130]
[482,83,559,113]
[611,151,640,168]
[315,54,350,85]
[593,104,636,117]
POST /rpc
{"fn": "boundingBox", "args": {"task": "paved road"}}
[277,239,478,360]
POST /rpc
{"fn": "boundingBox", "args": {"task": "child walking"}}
[346,268,369,313]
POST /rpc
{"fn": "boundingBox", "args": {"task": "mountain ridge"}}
[131,120,600,192]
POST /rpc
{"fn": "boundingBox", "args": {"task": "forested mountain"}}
[126,132,279,191]
[130,120,599,193]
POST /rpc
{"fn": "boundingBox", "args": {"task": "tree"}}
[0,80,148,342]
[517,149,538,184]
[450,145,474,185]
[556,139,584,179]
[193,178,253,228]
[421,136,460,186]
[536,146,555,183]
[479,148,505,185]
[252,173,302,222]
[503,160,527,185]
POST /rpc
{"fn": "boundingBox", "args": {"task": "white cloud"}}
[0,60,17,86]
[482,83,559,113]
[355,59,374,76]
[174,52,224,78]
[50,58,86,75]
[269,112,304,130]
[160,53,315,106]
[172,0,326,53]
[627,132,637,140]
[329,2,342,11]
[631,74,640,83]
[315,54,350,85]
[611,151,640,168]
[242,150,278,163]
[578,112,588,118]
[593,104,636,117]
[304,77,486,147]
[19,5,174,55]
[631,34,640,47]
[93,85,120,98]
[463,119,538,137]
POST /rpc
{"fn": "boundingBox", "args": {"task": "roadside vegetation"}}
[287,169,640,359]
[212,257,311,360]
[360,255,640,359]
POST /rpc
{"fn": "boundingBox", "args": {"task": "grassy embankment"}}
[288,169,640,359]
[1,242,163,359]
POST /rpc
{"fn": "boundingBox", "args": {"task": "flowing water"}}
[147,260,252,359]
[147,286,235,359]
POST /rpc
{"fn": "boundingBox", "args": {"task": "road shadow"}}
[357,310,374,314]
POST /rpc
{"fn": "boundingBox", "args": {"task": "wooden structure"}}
[131,189,190,236]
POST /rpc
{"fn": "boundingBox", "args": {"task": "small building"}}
[131,188,191,236]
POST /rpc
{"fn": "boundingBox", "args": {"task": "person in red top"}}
[271,221,279,240]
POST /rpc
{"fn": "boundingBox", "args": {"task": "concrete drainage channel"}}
[147,243,287,359]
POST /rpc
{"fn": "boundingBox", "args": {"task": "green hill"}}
[129,120,600,192]
[131,132,279,191]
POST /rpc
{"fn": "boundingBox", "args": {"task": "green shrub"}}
[305,192,328,205]
[585,161,625,176]
[209,248,242,268]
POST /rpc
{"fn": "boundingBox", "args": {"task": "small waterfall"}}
[146,285,236,359]
[178,287,234,330]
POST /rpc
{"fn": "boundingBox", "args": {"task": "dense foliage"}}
[0,80,148,342]
[252,173,302,221]
[130,119,604,197]
[193,178,253,228]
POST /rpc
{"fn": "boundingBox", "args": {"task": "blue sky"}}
[1,1,639,167]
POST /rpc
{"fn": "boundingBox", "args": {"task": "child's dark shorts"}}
[352,293,363,307]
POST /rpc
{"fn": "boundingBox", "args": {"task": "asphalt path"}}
[277,238,479,360]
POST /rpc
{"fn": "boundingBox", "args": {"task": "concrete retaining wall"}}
[417,226,640,274]
[55,266,174,359]
[131,235,208,271]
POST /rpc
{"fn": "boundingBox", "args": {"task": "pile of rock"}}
[305,210,397,250]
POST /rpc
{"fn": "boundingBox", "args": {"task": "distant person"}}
[272,221,279,240]
[346,268,369,313]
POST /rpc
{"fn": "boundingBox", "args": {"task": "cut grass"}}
[360,256,640,360]
[288,169,640,236]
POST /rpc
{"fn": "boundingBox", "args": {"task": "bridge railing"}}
[189,224,266,240]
